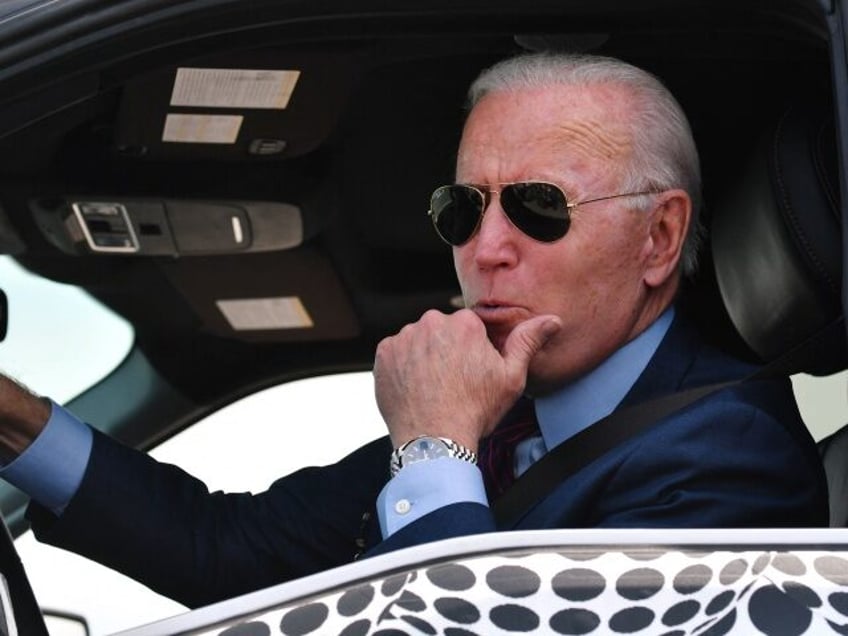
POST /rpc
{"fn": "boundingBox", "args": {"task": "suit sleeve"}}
[27,430,392,608]
[367,502,496,557]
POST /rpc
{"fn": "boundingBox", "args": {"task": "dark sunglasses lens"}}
[430,186,483,246]
[501,182,570,242]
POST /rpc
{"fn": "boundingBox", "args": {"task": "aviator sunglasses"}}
[428,182,656,246]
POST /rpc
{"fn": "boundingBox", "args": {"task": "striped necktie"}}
[478,397,539,500]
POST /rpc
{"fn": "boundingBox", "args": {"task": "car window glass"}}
[0,255,134,402]
[792,371,848,441]
[16,371,385,635]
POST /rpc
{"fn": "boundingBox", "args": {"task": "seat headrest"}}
[711,102,845,375]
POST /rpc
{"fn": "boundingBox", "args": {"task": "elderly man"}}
[0,52,827,607]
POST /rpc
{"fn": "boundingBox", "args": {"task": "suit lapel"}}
[619,312,706,407]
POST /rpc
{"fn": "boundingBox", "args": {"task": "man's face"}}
[453,83,664,393]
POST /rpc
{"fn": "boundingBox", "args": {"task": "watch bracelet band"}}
[389,435,478,477]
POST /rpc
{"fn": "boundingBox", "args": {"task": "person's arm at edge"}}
[0,375,91,515]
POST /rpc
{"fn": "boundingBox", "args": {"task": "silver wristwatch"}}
[389,435,477,477]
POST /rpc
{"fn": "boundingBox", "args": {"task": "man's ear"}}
[644,189,691,288]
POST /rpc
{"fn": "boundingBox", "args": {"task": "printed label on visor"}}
[170,68,301,109]
[216,297,314,330]
[162,114,243,144]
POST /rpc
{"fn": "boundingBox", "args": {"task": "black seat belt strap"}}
[490,380,734,527]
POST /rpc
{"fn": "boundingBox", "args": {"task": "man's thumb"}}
[502,315,562,370]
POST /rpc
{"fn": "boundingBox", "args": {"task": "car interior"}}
[0,0,844,517]
[0,2,845,627]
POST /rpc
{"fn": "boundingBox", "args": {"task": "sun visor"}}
[157,249,360,343]
[113,49,359,161]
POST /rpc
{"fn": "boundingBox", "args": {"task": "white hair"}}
[468,52,704,277]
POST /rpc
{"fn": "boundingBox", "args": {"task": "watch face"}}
[402,437,450,465]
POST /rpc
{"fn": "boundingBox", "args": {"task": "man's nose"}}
[468,198,520,268]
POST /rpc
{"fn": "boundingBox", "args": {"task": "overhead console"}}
[30,197,303,256]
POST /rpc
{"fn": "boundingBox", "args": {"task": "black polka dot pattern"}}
[705,590,735,615]
[704,608,737,635]
[773,554,807,576]
[379,573,408,597]
[433,597,480,624]
[219,623,271,636]
[399,614,436,633]
[187,547,848,635]
[673,564,712,595]
[549,608,601,634]
[426,564,476,591]
[719,559,748,585]
[816,557,848,585]
[749,585,813,635]
[486,565,541,598]
[490,603,540,631]
[663,600,700,626]
[552,567,605,601]
[831,591,848,616]
[827,621,848,635]
[616,567,664,601]
[393,590,426,612]
[784,581,823,608]
[752,554,772,575]
[338,619,371,636]
[279,603,329,635]
[337,584,375,617]
[610,606,655,633]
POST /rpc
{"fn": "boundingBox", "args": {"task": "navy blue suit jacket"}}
[27,314,828,607]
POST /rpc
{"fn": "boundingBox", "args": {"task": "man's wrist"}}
[377,457,488,537]
[1,401,93,515]
[390,435,478,477]
[0,376,50,462]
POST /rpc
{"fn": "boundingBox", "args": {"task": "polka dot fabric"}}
[201,549,848,635]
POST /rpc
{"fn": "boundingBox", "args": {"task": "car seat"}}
[709,100,846,525]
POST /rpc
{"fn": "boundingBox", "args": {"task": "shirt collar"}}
[534,306,675,451]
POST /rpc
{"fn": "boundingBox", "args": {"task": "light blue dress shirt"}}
[0,401,91,515]
[0,309,673,531]
[377,308,674,537]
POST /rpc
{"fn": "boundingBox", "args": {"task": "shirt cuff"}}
[376,457,487,538]
[0,400,92,516]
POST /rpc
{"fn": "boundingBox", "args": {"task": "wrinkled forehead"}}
[455,85,635,182]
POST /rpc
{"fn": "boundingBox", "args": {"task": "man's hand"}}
[373,309,561,451]
[0,375,50,463]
